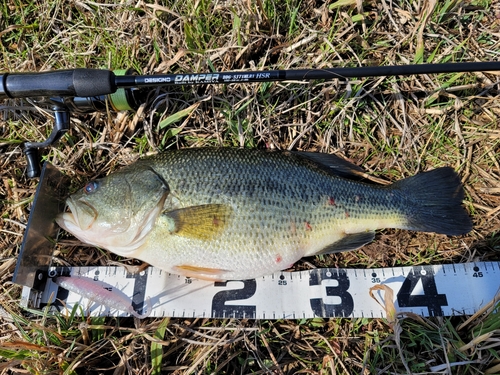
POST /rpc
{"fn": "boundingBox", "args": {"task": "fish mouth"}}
[56,194,164,255]
[56,197,98,232]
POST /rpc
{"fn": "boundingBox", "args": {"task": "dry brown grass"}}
[1,0,499,373]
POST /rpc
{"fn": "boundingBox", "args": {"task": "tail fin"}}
[393,167,472,235]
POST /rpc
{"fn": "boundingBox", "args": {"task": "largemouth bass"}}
[56,148,472,281]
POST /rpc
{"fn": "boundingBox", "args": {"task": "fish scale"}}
[57,148,472,281]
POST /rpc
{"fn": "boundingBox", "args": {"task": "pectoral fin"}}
[164,204,232,241]
[315,231,375,255]
[173,265,230,281]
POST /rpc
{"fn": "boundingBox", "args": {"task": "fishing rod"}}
[1,61,499,178]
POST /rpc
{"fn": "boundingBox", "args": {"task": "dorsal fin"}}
[292,152,367,181]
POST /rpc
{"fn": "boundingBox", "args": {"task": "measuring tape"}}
[22,261,499,319]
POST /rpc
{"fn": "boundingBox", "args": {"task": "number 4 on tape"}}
[396,266,448,316]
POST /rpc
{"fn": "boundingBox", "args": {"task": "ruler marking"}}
[126,270,148,317]
[44,262,499,319]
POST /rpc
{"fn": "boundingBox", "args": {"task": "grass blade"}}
[151,318,170,375]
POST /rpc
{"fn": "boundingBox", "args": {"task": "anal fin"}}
[315,231,375,255]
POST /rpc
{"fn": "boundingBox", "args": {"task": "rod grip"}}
[0,69,117,98]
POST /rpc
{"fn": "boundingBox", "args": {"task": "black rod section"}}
[116,61,500,88]
[0,69,116,99]
[1,62,499,100]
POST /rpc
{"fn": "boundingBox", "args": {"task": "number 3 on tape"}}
[309,269,354,317]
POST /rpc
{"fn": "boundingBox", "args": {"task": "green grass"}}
[1,0,499,373]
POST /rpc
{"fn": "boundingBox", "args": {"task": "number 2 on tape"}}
[212,280,257,318]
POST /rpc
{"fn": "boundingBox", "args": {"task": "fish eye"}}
[83,181,98,194]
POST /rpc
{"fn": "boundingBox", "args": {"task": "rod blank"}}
[115,61,500,88]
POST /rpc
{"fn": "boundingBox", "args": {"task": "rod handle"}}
[0,69,117,99]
